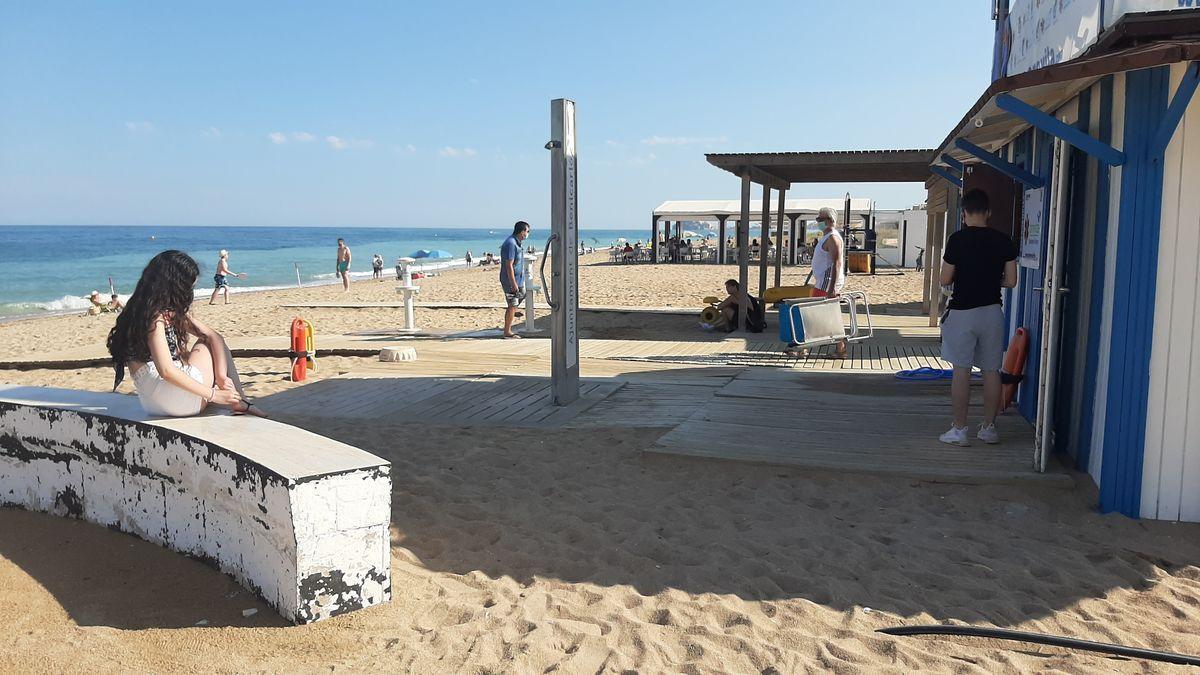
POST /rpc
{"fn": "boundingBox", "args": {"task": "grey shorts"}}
[504,290,526,308]
[941,304,1005,371]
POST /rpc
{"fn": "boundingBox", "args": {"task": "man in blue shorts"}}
[500,221,531,338]
[938,189,1018,447]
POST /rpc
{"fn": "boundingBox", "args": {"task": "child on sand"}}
[107,250,266,418]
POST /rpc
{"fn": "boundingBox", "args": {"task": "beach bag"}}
[745,296,766,333]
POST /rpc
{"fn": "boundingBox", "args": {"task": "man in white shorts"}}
[938,189,1018,446]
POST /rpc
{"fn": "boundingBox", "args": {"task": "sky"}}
[0,1,994,229]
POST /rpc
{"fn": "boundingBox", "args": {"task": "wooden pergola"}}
[705,150,935,299]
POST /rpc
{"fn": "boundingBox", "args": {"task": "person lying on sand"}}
[107,250,266,418]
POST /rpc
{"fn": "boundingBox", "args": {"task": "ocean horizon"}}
[0,225,649,320]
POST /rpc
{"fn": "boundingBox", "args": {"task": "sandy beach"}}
[2,256,1199,672]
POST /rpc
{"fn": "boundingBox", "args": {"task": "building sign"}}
[1020,186,1044,269]
[996,0,1191,79]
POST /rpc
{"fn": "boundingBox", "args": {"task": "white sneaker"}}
[977,422,1000,445]
[939,425,970,447]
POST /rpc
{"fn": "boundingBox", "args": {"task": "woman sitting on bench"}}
[107,250,266,418]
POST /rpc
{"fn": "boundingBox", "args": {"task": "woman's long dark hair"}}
[107,250,200,390]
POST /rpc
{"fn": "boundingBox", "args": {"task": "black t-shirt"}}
[943,226,1018,310]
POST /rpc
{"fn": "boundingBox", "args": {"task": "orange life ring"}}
[290,317,314,382]
[1000,327,1028,411]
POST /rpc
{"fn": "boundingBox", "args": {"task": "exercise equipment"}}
[289,318,316,382]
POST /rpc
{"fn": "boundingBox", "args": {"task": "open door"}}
[1034,138,1071,471]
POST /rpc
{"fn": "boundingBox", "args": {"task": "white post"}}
[522,251,539,334]
[395,257,420,333]
[295,263,302,287]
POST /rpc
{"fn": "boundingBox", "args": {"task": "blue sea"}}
[0,225,646,320]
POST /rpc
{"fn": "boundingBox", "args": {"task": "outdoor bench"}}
[0,385,391,623]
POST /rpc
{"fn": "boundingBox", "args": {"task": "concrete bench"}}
[0,385,392,624]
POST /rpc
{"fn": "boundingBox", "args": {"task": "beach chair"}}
[778,292,873,350]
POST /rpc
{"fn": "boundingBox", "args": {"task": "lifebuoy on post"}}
[1000,327,1028,411]
[289,318,315,382]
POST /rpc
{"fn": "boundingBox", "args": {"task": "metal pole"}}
[758,183,770,298]
[717,215,727,265]
[650,215,658,263]
[738,174,751,293]
[548,98,580,405]
[774,187,786,288]
[295,263,302,287]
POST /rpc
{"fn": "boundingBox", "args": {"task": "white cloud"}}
[125,121,155,133]
[439,146,477,158]
[395,144,417,154]
[324,136,374,150]
[201,126,221,138]
[268,132,288,144]
[640,135,727,146]
[292,131,316,142]
[629,153,657,165]
[604,139,621,147]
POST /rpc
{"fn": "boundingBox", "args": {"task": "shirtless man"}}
[208,249,246,305]
[336,238,352,291]
[715,279,753,333]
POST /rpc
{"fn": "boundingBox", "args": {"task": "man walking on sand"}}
[811,206,848,358]
[336,238,352,292]
[500,221,530,338]
[938,189,1018,447]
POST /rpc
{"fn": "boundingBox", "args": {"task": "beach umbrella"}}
[409,249,454,259]
[682,230,700,238]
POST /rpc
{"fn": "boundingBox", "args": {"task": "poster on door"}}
[1020,186,1044,269]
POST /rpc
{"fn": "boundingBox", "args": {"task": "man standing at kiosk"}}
[500,221,531,339]
[938,189,1018,447]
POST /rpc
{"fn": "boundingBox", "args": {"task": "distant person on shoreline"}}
[209,250,246,305]
[336,238,352,291]
[371,253,384,281]
[107,294,124,313]
[107,250,266,418]
[465,250,473,267]
[500,221,531,339]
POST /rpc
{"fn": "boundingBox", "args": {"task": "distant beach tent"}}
[410,249,454,259]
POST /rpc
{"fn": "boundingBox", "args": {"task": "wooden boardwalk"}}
[650,369,1069,486]
[263,372,622,427]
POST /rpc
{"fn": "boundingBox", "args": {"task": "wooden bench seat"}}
[0,385,392,624]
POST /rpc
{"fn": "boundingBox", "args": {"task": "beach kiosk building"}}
[928,2,1200,522]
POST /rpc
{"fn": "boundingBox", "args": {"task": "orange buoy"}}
[290,317,311,382]
[1000,327,1029,411]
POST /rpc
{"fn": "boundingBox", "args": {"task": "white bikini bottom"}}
[132,361,205,417]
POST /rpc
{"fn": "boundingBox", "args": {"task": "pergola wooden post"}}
[717,215,728,265]
[927,212,946,327]
[921,210,935,313]
[788,214,800,264]
[758,183,771,298]
[774,187,786,287]
[738,174,751,293]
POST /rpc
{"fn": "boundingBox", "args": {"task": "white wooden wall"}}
[1142,62,1200,522]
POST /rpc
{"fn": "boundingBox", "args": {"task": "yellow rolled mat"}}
[763,285,816,303]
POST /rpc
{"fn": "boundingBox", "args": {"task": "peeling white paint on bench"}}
[0,385,392,624]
